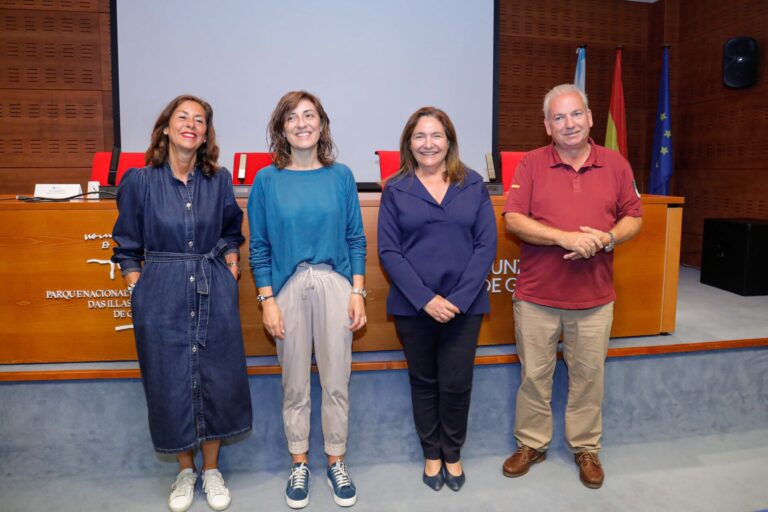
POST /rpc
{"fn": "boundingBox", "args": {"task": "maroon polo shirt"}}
[503,140,642,309]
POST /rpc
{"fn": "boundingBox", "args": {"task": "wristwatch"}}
[256,294,274,303]
[351,288,367,298]
[604,231,616,253]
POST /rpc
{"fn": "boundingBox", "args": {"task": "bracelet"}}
[351,287,367,298]
[256,294,274,303]
[127,282,136,294]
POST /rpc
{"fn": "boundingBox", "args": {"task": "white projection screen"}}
[115,0,494,183]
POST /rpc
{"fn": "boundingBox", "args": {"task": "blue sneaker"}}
[326,460,357,507]
[285,462,310,509]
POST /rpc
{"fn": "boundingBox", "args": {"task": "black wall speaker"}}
[723,37,759,89]
[700,218,768,296]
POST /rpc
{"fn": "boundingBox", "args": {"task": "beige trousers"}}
[513,299,613,453]
[275,263,353,456]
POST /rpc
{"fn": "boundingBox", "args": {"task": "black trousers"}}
[394,313,483,463]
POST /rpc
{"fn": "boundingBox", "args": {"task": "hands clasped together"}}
[424,295,460,323]
[561,226,610,260]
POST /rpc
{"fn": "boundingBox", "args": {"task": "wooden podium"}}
[0,194,683,364]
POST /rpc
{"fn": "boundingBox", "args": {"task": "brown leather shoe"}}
[502,445,546,478]
[575,451,604,489]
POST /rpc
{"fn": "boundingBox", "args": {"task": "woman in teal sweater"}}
[247,91,366,509]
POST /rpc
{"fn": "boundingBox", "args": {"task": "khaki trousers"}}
[513,299,613,453]
[275,263,353,456]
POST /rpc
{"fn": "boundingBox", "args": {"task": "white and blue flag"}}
[574,46,586,92]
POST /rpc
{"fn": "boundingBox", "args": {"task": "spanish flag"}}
[605,48,628,160]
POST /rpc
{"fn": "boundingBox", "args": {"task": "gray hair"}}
[542,84,589,118]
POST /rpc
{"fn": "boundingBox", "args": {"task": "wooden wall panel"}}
[499,0,647,46]
[497,0,651,185]
[0,9,103,89]
[0,167,89,192]
[0,0,111,194]
[97,10,110,88]
[0,1,101,11]
[673,0,768,266]
[0,90,104,167]
[97,9,112,147]
[676,98,768,170]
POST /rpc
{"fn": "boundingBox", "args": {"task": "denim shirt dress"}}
[112,164,252,453]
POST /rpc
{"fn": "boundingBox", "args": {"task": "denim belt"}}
[144,239,229,347]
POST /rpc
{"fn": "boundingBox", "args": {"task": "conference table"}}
[0,193,683,364]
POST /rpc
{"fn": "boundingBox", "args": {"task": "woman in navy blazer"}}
[378,107,497,492]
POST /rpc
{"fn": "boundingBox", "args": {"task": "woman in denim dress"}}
[112,94,252,512]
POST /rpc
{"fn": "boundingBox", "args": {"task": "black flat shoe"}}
[443,467,465,492]
[422,468,444,491]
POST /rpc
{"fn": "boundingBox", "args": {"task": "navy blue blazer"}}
[378,169,497,316]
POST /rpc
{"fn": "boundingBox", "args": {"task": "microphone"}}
[484,153,503,196]
[485,153,497,180]
[237,154,247,184]
[107,147,121,186]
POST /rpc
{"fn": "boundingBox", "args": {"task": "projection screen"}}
[115,0,495,183]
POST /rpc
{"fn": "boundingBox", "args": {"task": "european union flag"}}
[650,47,673,195]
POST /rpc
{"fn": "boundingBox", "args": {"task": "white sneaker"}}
[169,468,197,512]
[203,469,232,511]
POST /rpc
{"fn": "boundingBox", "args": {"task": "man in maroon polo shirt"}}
[501,84,643,489]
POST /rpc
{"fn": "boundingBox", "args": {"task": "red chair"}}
[232,152,274,185]
[500,151,526,193]
[90,151,147,186]
[375,150,401,182]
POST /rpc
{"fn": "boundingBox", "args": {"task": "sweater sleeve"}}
[344,167,367,276]
[246,172,273,288]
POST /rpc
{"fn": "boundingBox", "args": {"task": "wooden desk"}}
[0,194,683,363]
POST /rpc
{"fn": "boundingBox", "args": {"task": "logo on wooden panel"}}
[486,258,519,293]
[44,233,133,332]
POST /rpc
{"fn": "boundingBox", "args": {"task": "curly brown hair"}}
[393,106,465,185]
[145,94,220,176]
[267,91,336,169]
